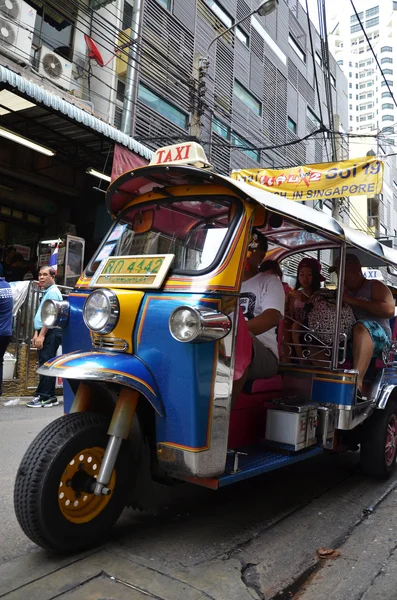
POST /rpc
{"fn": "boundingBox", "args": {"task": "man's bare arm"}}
[247,309,281,336]
[344,281,395,319]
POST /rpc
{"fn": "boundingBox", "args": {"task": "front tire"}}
[14,412,130,553]
[360,399,397,479]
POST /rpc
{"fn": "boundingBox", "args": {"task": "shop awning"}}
[0,65,153,169]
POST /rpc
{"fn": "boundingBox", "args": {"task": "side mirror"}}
[132,209,154,233]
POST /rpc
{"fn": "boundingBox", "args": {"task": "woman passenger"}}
[285,258,325,360]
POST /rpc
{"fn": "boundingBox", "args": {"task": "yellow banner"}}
[231,157,383,201]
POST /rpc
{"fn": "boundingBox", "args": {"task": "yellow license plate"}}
[91,254,174,289]
[102,256,165,275]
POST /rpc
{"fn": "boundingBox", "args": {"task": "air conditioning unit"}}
[0,0,36,64]
[0,0,22,21]
[0,17,33,63]
[38,46,72,91]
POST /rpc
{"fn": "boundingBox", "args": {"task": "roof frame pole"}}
[331,242,346,370]
[121,0,143,136]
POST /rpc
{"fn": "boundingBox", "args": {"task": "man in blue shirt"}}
[0,277,13,396]
[26,266,63,408]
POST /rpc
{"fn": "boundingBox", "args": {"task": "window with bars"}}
[231,131,260,162]
[204,0,232,27]
[233,80,262,116]
[307,107,320,127]
[287,116,297,133]
[350,11,363,22]
[211,118,260,162]
[365,6,379,17]
[156,0,171,9]
[122,1,134,30]
[288,34,306,63]
[365,16,379,27]
[138,83,188,129]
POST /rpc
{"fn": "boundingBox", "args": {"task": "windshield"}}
[88,196,241,276]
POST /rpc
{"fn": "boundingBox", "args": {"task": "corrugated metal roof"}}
[0,65,153,161]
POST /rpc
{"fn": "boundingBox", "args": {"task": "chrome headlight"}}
[169,306,231,343]
[41,300,69,328]
[83,289,119,334]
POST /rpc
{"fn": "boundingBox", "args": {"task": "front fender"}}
[38,351,164,416]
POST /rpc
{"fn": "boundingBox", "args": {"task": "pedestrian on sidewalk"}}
[26,266,62,408]
[0,276,13,397]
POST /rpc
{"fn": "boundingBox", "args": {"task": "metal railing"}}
[280,318,349,367]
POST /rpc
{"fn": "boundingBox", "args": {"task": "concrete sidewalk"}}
[3,483,397,600]
[0,547,252,600]
[296,485,397,600]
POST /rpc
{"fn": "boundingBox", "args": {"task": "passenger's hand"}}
[35,334,45,350]
[343,292,353,305]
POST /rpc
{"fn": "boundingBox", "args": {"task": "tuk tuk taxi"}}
[14,143,397,553]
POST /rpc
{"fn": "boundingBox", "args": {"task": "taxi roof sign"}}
[149,142,212,170]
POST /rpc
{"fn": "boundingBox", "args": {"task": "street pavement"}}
[2,402,397,599]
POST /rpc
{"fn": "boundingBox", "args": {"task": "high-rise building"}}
[329,1,397,138]
[329,1,397,245]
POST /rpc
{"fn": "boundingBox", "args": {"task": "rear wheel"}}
[360,399,397,479]
[14,412,131,553]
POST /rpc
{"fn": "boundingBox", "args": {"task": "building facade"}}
[0,0,348,259]
[113,0,348,175]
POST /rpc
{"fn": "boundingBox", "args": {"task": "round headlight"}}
[83,289,119,333]
[41,299,69,328]
[169,307,201,342]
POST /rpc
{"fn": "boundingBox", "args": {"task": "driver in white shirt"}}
[232,229,285,405]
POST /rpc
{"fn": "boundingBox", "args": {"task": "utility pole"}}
[189,53,208,141]
[121,0,143,136]
[194,0,279,142]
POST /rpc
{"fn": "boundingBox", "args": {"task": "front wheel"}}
[360,399,397,479]
[14,412,130,553]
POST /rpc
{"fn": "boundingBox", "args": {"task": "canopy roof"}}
[106,164,397,269]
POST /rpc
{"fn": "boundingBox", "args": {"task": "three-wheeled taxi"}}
[14,143,397,553]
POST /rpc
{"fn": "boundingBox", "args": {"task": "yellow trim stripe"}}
[69,293,90,298]
[159,441,208,452]
[282,366,357,379]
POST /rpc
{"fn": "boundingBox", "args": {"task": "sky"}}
[298,0,350,31]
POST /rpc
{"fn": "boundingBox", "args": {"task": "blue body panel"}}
[312,379,355,406]
[62,293,92,413]
[60,290,219,450]
[135,293,219,449]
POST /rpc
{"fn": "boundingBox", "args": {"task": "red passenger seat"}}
[228,316,284,448]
